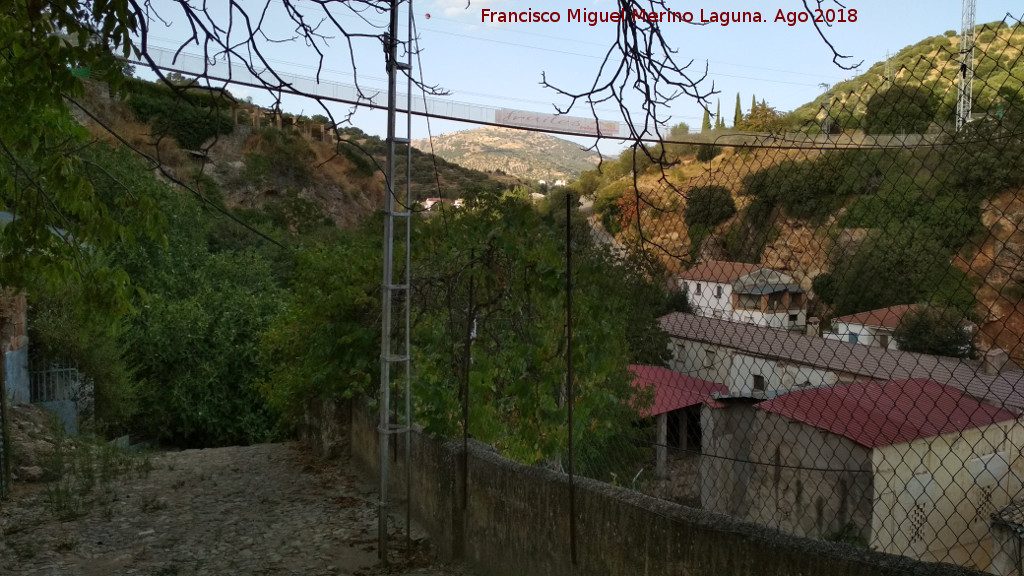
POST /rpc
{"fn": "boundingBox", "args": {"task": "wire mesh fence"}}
[403,14,1024,575]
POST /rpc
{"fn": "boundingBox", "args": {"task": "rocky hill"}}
[412,126,600,182]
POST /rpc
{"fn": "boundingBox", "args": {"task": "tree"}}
[894,307,975,359]
[701,108,712,133]
[736,101,790,132]
[734,93,743,127]
[863,83,938,134]
[411,194,670,477]
[714,99,725,130]
[685,186,737,230]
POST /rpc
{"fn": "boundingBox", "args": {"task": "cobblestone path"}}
[0,443,469,576]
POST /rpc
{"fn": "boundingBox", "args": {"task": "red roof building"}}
[755,378,1016,448]
[629,365,727,417]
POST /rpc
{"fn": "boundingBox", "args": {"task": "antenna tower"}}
[378,0,414,565]
[884,51,892,82]
[956,0,977,131]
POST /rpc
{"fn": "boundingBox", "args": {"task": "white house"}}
[676,261,806,330]
[825,305,915,349]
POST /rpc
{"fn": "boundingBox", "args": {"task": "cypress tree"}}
[715,99,724,130]
[701,108,712,133]
[734,93,743,127]
[751,94,756,116]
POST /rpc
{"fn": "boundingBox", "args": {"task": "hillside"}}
[79,77,518,228]
[412,126,600,182]
[791,20,1024,129]
[584,18,1024,362]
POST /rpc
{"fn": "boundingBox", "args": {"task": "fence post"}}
[0,346,9,498]
[565,192,577,568]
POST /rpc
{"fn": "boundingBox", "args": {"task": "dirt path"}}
[0,443,469,576]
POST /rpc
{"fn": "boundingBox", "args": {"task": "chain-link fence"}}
[401,15,1024,575]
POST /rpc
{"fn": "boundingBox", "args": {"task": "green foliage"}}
[696,144,721,163]
[734,93,743,127]
[258,226,380,426]
[412,194,669,479]
[894,306,975,358]
[863,83,938,134]
[124,79,234,149]
[736,101,789,132]
[0,3,162,312]
[241,129,315,191]
[701,108,712,133]
[684,186,736,229]
[818,226,974,317]
[91,146,287,447]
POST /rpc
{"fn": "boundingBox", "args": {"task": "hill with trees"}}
[412,126,600,183]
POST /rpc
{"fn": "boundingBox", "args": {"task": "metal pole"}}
[566,193,577,567]
[403,0,414,554]
[463,250,474,512]
[378,0,401,564]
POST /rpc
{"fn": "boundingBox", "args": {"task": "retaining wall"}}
[330,398,987,576]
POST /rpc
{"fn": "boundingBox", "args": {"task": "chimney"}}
[983,348,1010,376]
[806,317,820,338]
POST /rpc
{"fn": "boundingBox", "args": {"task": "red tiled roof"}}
[677,261,761,283]
[756,379,1017,448]
[658,313,1024,412]
[630,365,728,417]
[832,305,917,329]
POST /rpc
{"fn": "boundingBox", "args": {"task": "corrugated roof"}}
[659,313,1024,412]
[677,261,762,283]
[832,305,917,329]
[756,379,1017,448]
[630,365,728,417]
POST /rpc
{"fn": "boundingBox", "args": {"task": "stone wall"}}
[340,398,988,576]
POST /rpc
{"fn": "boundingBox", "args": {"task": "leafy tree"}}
[412,194,667,478]
[894,307,975,359]
[701,108,712,133]
[864,83,938,134]
[696,144,721,163]
[685,186,736,229]
[259,226,381,426]
[1,1,162,309]
[736,101,789,132]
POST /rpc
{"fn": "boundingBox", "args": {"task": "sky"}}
[139,1,1024,154]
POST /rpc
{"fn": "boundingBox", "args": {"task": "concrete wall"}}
[5,347,29,405]
[343,398,989,576]
[825,322,898,349]
[701,402,758,517]
[669,339,837,398]
[871,420,1024,571]
[747,411,874,541]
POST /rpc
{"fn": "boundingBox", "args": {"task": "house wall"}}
[701,402,757,517]
[681,280,733,319]
[669,339,838,397]
[870,420,1024,571]
[732,309,807,330]
[747,411,874,541]
[825,322,898,349]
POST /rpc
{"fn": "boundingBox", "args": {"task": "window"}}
[767,293,785,311]
[715,285,723,298]
[753,375,765,392]
[696,283,702,295]
[848,333,859,344]
[790,292,804,309]
[704,348,716,368]
[879,334,890,348]
[788,314,798,323]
